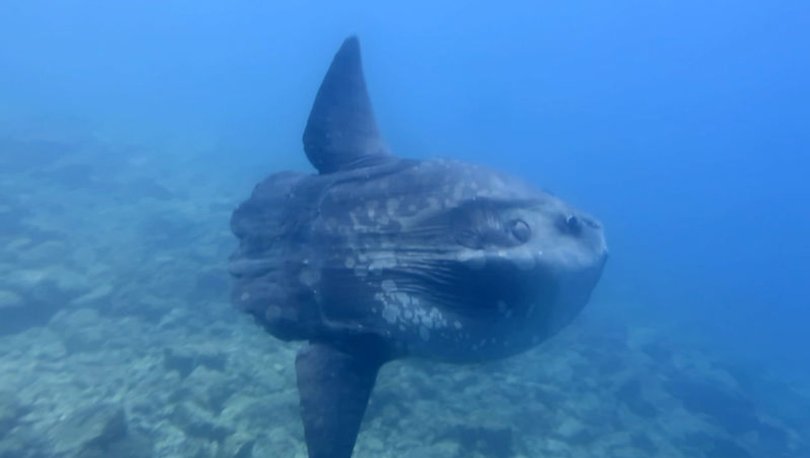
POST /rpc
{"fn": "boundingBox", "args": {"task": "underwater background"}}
[1,1,808,457]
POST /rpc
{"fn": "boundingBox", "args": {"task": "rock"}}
[630,432,658,454]
[138,211,196,249]
[112,293,173,322]
[49,308,106,353]
[683,432,754,458]
[189,267,230,303]
[444,425,515,458]
[544,438,568,454]
[156,308,194,331]
[21,240,70,264]
[170,401,233,442]
[429,440,460,457]
[664,376,760,434]
[124,177,174,201]
[250,428,307,458]
[163,346,228,378]
[9,268,89,298]
[616,379,659,419]
[0,391,25,440]
[0,289,45,336]
[70,284,114,307]
[0,202,27,237]
[180,367,235,413]
[52,403,142,456]
[366,436,385,452]
[641,340,674,364]
[0,290,23,310]
[555,417,586,441]
[6,270,48,291]
[0,138,72,173]
[0,424,44,458]
[220,432,255,458]
[1,267,91,335]
[707,439,754,458]
[220,392,299,434]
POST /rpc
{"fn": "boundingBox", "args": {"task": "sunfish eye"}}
[509,219,531,243]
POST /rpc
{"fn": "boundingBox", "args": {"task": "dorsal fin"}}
[303,36,391,174]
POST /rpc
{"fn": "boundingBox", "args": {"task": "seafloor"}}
[1,133,808,458]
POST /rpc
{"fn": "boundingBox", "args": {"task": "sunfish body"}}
[229,37,607,458]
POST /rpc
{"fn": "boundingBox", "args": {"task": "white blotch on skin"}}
[457,251,486,270]
[453,183,467,201]
[368,256,397,271]
[386,198,400,214]
[299,268,320,287]
[382,304,399,324]
[381,279,396,293]
[353,266,368,278]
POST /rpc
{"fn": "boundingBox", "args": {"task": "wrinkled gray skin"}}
[230,37,607,458]
[232,159,606,361]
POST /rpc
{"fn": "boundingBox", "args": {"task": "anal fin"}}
[295,342,385,458]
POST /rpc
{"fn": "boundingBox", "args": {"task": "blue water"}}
[2,1,809,456]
